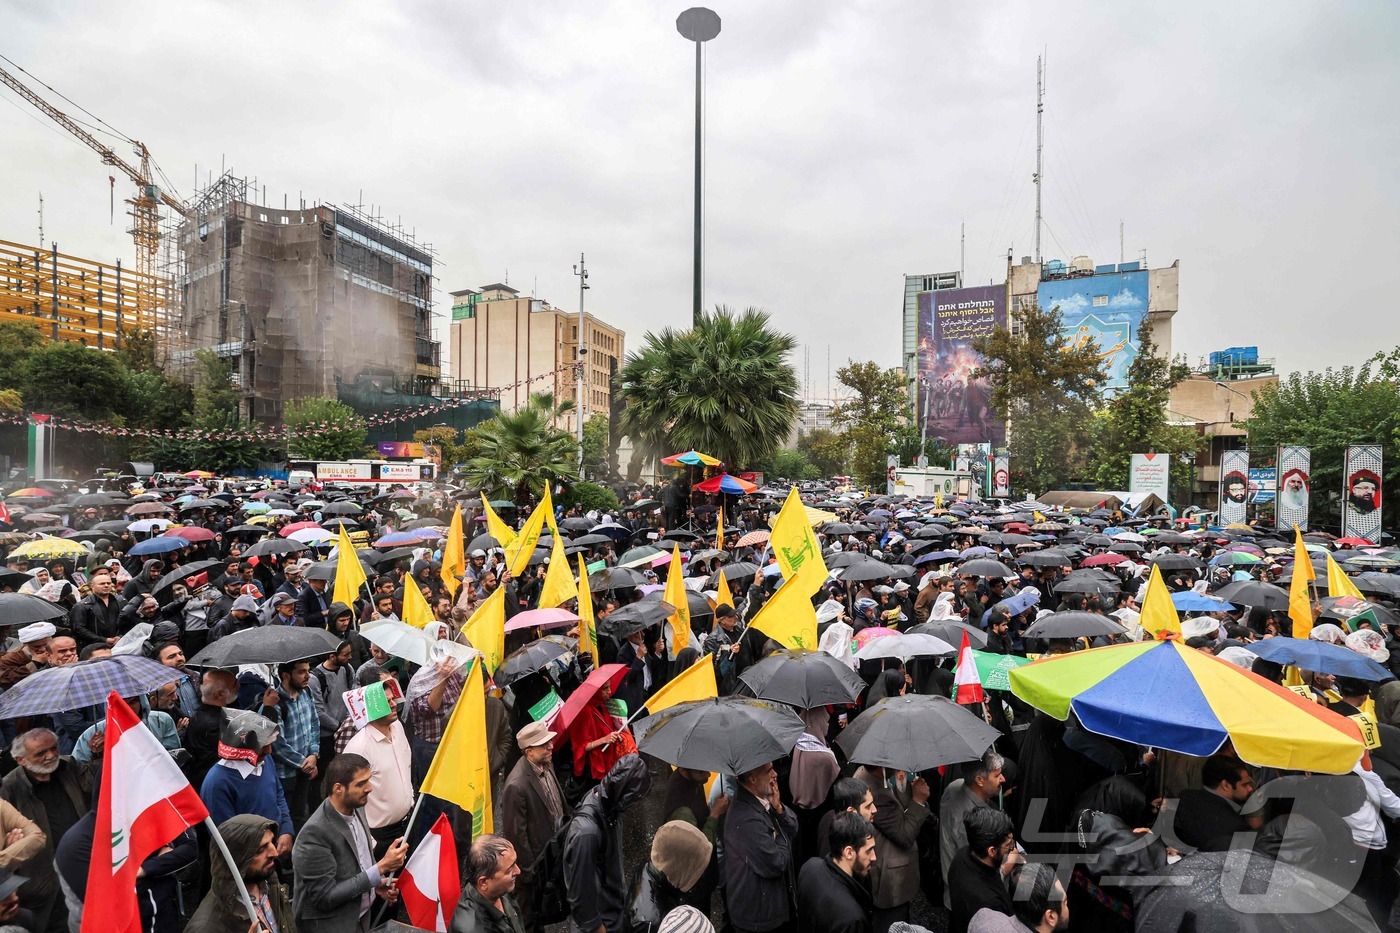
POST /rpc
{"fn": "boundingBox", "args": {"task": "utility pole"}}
[960,220,965,283]
[1120,219,1125,263]
[573,254,590,471]
[37,192,43,246]
[677,8,720,328]
[1034,55,1044,264]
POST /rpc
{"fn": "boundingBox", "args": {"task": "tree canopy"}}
[830,361,909,487]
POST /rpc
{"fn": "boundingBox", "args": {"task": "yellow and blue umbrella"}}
[661,450,722,467]
[1008,639,1365,773]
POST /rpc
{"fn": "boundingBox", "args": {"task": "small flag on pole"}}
[399,812,462,932]
[953,632,986,705]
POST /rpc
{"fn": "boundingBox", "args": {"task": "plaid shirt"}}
[406,668,464,746]
[272,686,321,779]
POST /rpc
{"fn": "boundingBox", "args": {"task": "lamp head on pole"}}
[676,7,721,42]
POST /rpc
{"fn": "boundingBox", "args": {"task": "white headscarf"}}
[931,592,958,621]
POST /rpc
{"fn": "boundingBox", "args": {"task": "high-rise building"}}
[172,174,440,422]
[447,284,624,435]
[901,271,962,406]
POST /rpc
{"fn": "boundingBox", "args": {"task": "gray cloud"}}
[2,0,1398,393]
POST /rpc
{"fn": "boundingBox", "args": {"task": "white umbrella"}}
[288,527,335,545]
[128,518,172,534]
[360,620,437,667]
[853,632,956,661]
[1112,532,1148,543]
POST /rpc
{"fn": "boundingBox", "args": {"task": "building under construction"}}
[170,173,441,422]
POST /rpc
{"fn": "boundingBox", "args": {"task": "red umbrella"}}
[1081,553,1131,568]
[164,526,217,543]
[1336,537,1376,548]
[552,663,629,738]
[694,473,758,495]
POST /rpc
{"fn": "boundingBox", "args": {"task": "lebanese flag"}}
[0,500,9,525]
[399,813,462,932]
[953,632,985,705]
[83,691,209,933]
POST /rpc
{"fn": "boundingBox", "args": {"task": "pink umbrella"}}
[1081,553,1130,568]
[853,626,900,648]
[278,521,324,538]
[504,607,582,633]
[164,526,217,543]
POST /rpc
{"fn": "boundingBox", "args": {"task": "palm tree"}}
[462,392,579,504]
[618,306,800,470]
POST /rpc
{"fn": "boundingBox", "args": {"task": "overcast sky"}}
[4,1,1398,399]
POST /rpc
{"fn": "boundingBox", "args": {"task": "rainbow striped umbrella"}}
[661,450,721,467]
[1008,639,1364,773]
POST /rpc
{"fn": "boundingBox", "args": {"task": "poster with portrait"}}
[915,286,1006,447]
[1276,446,1311,531]
[1218,450,1250,525]
[992,454,1010,498]
[1342,445,1383,543]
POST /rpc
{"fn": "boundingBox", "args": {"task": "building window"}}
[1093,295,1109,307]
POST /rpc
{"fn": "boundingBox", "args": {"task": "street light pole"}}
[677,8,720,328]
[573,254,589,471]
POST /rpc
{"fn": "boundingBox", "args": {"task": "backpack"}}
[528,819,575,925]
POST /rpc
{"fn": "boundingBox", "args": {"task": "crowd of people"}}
[0,473,1396,932]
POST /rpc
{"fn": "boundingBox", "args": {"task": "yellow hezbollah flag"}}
[748,578,818,651]
[402,575,435,629]
[538,525,577,609]
[481,494,516,548]
[1290,525,1318,640]
[664,543,691,657]
[420,657,493,837]
[463,586,508,674]
[716,510,724,551]
[771,487,827,596]
[575,553,601,669]
[440,503,466,597]
[645,652,717,715]
[1326,552,1364,601]
[332,525,366,609]
[505,494,548,577]
[713,568,733,633]
[1139,563,1181,640]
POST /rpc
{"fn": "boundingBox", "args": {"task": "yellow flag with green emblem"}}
[576,553,601,669]
[664,543,690,657]
[538,526,578,609]
[401,574,434,629]
[1290,526,1318,640]
[645,652,717,714]
[481,494,516,548]
[462,585,508,673]
[420,657,493,837]
[1138,563,1180,640]
[332,524,366,609]
[1326,552,1363,600]
[440,503,466,597]
[771,487,826,596]
[716,510,724,551]
[748,577,818,650]
[505,494,548,577]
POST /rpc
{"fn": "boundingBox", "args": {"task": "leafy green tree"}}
[798,428,849,477]
[831,361,908,487]
[971,302,1106,496]
[581,414,610,478]
[618,306,799,471]
[559,481,620,513]
[113,325,158,373]
[0,322,44,390]
[189,410,271,474]
[22,341,129,421]
[192,349,240,419]
[1086,329,1201,498]
[122,369,193,431]
[463,392,580,503]
[285,397,368,460]
[1245,350,1400,529]
[0,389,20,414]
[758,447,820,482]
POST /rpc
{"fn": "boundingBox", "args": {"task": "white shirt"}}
[1344,764,1400,850]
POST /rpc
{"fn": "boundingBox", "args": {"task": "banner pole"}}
[203,816,262,930]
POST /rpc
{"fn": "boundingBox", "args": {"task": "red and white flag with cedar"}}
[953,632,986,705]
[0,500,10,524]
[82,691,209,933]
[399,812,462,932]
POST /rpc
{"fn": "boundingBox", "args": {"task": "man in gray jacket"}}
[723,759,799,933]
[292,752,408,932]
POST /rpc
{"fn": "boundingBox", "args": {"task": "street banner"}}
[1342,445,1383,543]
[991,454,1010,497]
[1219,450,1250,525]
[1129,453,1171,500]
[1276,446,1311,531]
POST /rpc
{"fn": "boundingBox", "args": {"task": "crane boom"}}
[0,65,188,217]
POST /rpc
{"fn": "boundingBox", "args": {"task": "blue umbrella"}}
[914,550,960,566]
[1248,637,1394,682]
[0,656,182,718]
[374,531,423,547]
[1171,592,1236,612]
[128,536,189,556]
[993,590,1040,617]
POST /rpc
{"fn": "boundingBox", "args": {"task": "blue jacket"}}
[201,760,294,838]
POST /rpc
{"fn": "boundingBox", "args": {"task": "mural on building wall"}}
[915,285,1006,447]
[1037,270,1149,392]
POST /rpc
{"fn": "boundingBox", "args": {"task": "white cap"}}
[18,622,55,644]
[471,549,486,558]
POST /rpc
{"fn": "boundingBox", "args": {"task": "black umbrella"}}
[150,559,225,602]
[738,649,866,707]
[1150,553,1202,571]
[0,593,68,626]
[1016,549,1074,567]
[90,519,132,534]
[559,517,596,533]
[1133,850,1371,932]
[822,523,857,536]
[570,534,614,547]
[377,548,420,564]
[1356,572,1400,599]
[496,639,573,689]
[467,534,504,553]
[827,552,870,569]
[1052,577,1120,597]
[179,498,231,511]
[225,524,272,536]
[835,694,1001,773]
[0,568,34,590]
[1318,596,1400,629]
[959,558,1015,577]
[706,562,759,587]
[186,626,342,669]
[303,562,337,582]
[1021,611,1125,639]
[907,620,989,649]
[839,558,897,583]
[659,530,701,543]
[1212,579,1289,611]
[634,696,806,775]
[588,567,648,593]
[319,501,362,516]
[601,601,675,639]
[0,656,183,718]
[641,588,714,621]
[243,538,309,559]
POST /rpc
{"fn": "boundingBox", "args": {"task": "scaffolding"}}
[0,238,166,349]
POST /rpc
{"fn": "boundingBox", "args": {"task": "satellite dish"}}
[676,7,721,42]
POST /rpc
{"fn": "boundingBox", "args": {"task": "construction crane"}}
[0,61,189,290]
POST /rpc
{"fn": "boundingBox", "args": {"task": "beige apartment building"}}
[448,283,624,434]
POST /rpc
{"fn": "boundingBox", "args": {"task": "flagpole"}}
[203,817,262,929]
[370,791,430,928]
